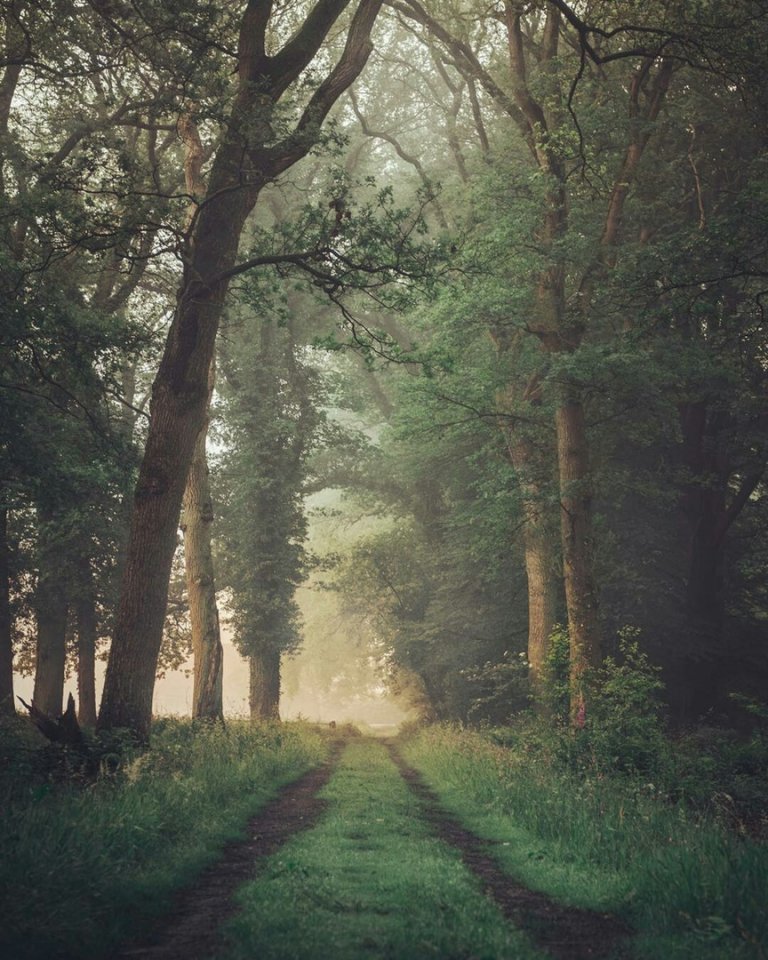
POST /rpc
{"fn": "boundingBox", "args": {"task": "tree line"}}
[1,0,767,741]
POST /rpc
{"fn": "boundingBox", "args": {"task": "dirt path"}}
[117,736,631,960]
[386,742,632,960]
[117,740,344,960]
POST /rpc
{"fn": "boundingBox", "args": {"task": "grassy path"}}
[216,737,545,960]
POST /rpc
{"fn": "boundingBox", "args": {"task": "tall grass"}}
[0,718,327,960]
[403,725,767,960]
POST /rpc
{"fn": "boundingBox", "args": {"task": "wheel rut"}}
[116,739,345,960]
[386,741,632,960]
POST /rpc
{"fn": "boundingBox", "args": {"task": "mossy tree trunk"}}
[182,363,224,722]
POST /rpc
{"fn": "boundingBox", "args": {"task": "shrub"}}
[537,625,670,777]
[539,623,571,724]
[584,630,670,777]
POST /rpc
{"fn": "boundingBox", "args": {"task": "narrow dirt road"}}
[116,736,631,960]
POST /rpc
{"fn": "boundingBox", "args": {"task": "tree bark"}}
[0,507,14,715]
[75,556,98,727]
[513,451,558,695]
[98,0,383,740]
[97,185,241,736]
[33,517,69,717]
[501,4,604,716]
[495,376,559,698]
[182,365,224,722]
[555,390,602,718]
[523,520,558,691]
[249,648,281,721]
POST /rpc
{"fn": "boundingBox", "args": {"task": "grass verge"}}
[0,717,327,960]
[401,725,767,960]
[217,738,546,960]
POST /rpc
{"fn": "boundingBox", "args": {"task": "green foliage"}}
[540,624,571,725]
[669,726,768,828]
[463,650,532,722]
[584,631,669,776]
[0,719,326,960]
[537,626,670,776]
[215,312,323,663]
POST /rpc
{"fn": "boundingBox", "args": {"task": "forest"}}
[1,2,767,959]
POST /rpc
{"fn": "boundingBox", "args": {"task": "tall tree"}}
[177,113,224,722]
[181,359,223,721]
[217,309,321,721]
[99,0,383,739]
[388,0,681,717]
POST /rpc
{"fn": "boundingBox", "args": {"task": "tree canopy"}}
[2,0,767,736]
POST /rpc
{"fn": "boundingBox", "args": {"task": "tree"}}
[98,0,384,739]
[217,306,322,721]
[0,0,194,721]
[178,116,223,722]
[181,359,223,721]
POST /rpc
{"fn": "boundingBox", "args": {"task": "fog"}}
[13,612,411,729]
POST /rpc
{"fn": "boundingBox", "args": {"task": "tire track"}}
[116,739,345,960]
[386,741,632,960]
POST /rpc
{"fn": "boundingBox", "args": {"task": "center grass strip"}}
[217,738,546,960]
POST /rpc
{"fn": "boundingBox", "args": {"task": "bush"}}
[463,649,532,723]
[539,623,571,724]
[536,626,670,777]
[584,630,670,777]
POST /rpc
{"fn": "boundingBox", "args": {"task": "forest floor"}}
[117,734,630,960]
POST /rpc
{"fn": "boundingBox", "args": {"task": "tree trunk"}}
[0,506,14,715]
[33,519,69,717]
[555,389,602,719]
[249,648,281,721]
[182,372,224,722]
[520,502,558,696]
[98,0,382,741]
[75,557,98,728]
[497,393,559,697]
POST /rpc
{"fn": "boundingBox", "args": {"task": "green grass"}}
[0,717,327,960]
[402,725,768,960]
[217,738,546,960]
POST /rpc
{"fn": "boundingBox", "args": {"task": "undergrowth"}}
[0,717,327,960]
